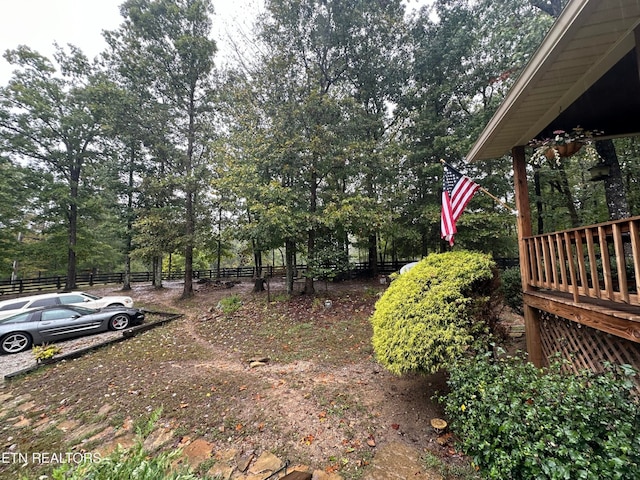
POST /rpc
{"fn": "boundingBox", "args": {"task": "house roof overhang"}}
[466,0,640,162]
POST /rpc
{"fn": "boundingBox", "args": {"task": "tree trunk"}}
[253,278,265,292]
[305,229,315,294]
[123,146,135,291]
[595,139,630,220]
[182,88,197,299]
[551,165,580,228]
[254,244,263,279]
[285,239,296,295]
[123,256,132,291]
[305,166,318,295]
[368,235,378,277]
[534,166,544,234]
[182,186,195,298]
[66,168,81,291]
[216,206,223,278]
[152,256,163,289]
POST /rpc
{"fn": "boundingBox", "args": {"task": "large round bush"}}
[371,250,499,375]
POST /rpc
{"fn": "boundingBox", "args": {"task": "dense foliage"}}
[499,266,523,314]
[443,353,640,479]
[370,251,500,374]
[1,0,638,292]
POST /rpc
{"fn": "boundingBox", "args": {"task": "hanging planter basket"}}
[544,141,583,160]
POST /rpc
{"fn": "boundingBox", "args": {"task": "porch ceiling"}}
[467,0,640,162]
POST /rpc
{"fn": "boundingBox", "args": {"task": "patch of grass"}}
[195,290,376,365]
[0,424,66,479]
[422,451,481,479]
[217,294,243,314]
[108,412,126,430]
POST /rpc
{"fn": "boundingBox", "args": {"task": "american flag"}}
[441,162,480,246]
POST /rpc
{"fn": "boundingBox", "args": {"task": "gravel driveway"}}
[0,330,122,380]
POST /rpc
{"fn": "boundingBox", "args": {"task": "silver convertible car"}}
[0,305,145,354]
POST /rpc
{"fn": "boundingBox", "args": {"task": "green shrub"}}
[499,267,523,315]
[370,250,499,375]
[442,352,640,479]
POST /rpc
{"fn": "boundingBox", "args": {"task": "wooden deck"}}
[525,289,640,343]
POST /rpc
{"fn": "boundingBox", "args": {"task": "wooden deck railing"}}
[523,216,640,305]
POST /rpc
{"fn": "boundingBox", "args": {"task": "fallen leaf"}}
[391,423,400,430]
[235,423,243,431]
[180,403,189,409]
[325,464,339,474]
[367,435,376,447]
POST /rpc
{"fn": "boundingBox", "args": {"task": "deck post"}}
[513,146,544,366]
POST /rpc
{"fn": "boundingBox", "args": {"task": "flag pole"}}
[440,159,518,215]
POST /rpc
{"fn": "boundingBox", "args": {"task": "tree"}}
[0,156,39,279]
[106,0,218,298]
[0,45,108,289]
[399,0,553,254]
[243,0,412,293]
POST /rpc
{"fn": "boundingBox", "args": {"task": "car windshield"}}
[79,292,101,300]
[0,301,29,312]
[0,311,32,324]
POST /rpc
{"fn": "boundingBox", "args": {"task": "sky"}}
[0,0,430,85]
[0,0,263,84]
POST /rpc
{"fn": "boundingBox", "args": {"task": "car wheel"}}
[109,314,131,331]
[1,332,32,354]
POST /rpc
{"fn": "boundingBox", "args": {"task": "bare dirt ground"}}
[0,278,523,479]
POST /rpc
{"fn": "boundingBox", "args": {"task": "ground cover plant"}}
[443,352,640,479]
[48,409,223,480]
[370,251,501,375]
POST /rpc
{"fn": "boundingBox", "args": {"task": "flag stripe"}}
[441,163,480,246]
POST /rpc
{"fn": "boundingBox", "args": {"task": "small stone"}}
[248,357,270,363]
[214,448,238,464]
[312,470,343,480]
[13,416,31,428]
[180,438,214,469]
[249,451,282,474]
[57,419,79,433]
[207,464,233,480]
[143,427,175,452]
[16,401,36,412]
[98,404,113,416]
[236,452,255,472]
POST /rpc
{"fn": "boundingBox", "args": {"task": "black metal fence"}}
[0,258,518,297]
